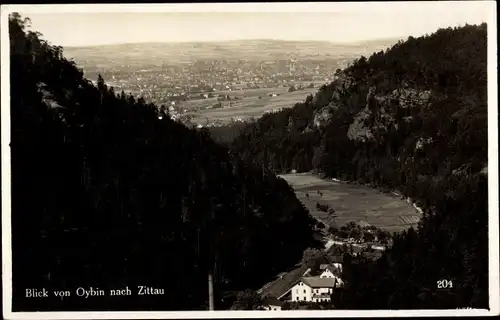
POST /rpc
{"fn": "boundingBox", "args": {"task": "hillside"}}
[63,38,399,64]
[229,24,489,308]
[8,13,320,311]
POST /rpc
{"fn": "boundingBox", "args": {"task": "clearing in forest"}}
[279,172,421,233]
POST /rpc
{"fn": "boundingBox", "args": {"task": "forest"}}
[227,23,489,309]
[8,13,320,311]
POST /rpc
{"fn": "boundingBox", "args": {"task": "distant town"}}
[74,57,351,126]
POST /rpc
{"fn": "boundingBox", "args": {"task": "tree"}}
[349,228,361,240]
[376,230,390,243]
[301,247,325,272]
[337,230,348,239]
[328,226,339,235]
[230,289,263,310]
[9,13,320,311]
[363,232,375,242]
[312,145,325,170]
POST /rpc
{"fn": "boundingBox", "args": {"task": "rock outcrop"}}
[312,100,343,128]
[347,87,432,142]
[374,88,432,109]
[37,82,63,109]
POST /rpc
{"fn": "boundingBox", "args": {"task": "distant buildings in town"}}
[81,57,347,107]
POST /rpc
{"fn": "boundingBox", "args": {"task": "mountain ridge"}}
[228,23,489,309]
[63,38,401,62]
[63,38,402,49]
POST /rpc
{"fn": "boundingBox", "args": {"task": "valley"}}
[8,9,490,312]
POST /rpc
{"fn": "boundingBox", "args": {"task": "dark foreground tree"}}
[9,13,319,311]
[230,290,264,310]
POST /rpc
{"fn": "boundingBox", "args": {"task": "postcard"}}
[1,2,498,319]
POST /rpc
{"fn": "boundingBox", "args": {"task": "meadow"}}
[279,173,421,233]
[184,86,319,124]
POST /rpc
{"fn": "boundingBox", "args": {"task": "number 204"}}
[437,279,453,289]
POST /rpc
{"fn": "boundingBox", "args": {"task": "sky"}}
[8,2,495,47]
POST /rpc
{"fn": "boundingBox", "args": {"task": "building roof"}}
[258,264,344,300]
[257,265,309,299]
[320,264,342,276]
[301,276,338,288]
[320,263,341,270]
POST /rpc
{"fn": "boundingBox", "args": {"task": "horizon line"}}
[62,36,406,49]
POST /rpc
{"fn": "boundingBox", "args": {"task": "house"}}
[319,263,343,276]
[257,266,309,307]
[258,263,343,309]
[289,276,341,303]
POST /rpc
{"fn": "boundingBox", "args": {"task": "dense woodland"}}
[9,14,320,311]
[227,24,489,309]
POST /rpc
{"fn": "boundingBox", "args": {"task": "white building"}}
[259,263,344,310]
[290,276,340,303]
[276,266,343,304]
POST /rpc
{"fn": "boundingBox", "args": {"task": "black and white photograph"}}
[1,2,498,318]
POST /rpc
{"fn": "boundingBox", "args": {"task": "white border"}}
[486,0,500,315]
[1,1,495,14]
[1,2,498,319]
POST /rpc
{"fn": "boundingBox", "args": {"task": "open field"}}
[279,173,421,233]
[65,38,399,63]
[185,87,318,124]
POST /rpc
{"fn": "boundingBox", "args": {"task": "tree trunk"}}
[208,272,214,311]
